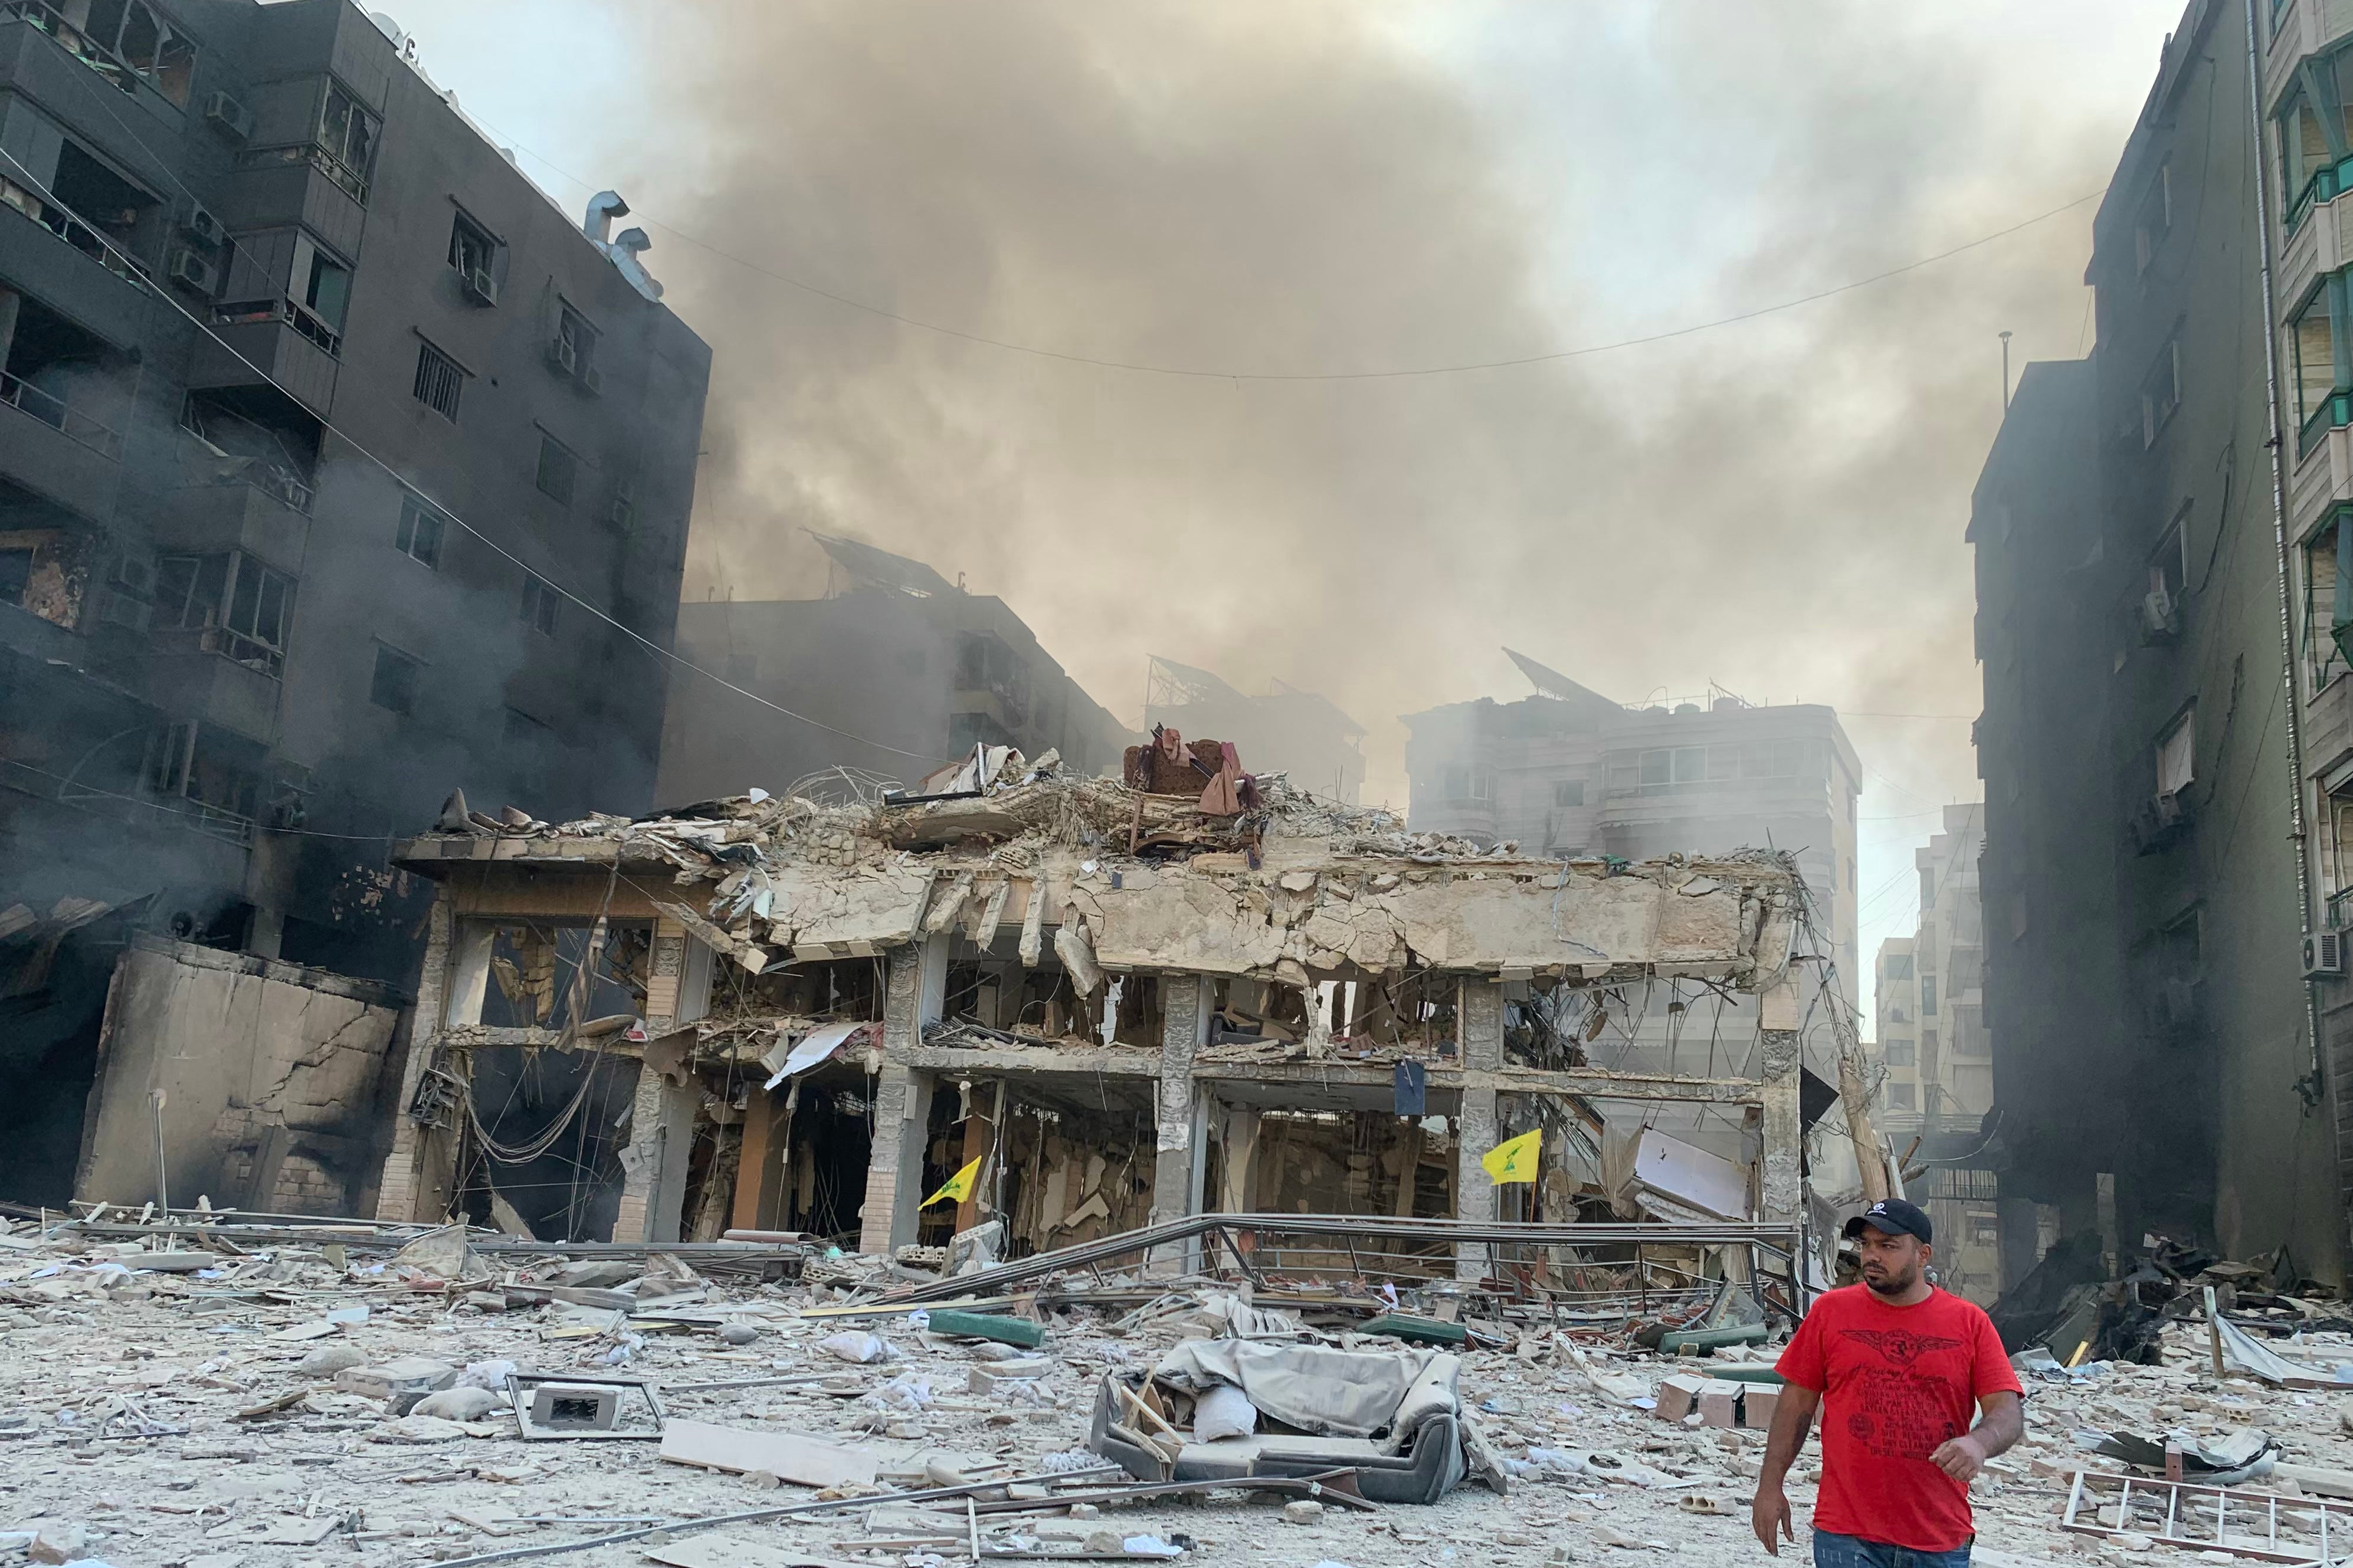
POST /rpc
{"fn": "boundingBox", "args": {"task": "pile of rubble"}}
[24,1205,2353,1566]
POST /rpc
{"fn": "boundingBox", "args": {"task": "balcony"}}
[144,627,280,744]
[158,465,309,574]
[0,372,118,517]
[2328,885,2353,931]
[218,147,365,259]
[192,301,339,417]
[0,194,150,349]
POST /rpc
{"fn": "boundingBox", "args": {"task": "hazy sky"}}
[382,0,2189,1020]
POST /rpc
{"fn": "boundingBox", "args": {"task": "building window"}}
[1440,765,1493,804]
[1971,1213,2001,1247]
[448,211,497,282]
[1883,1040,1915,1067]
[551,301,597,382]
[2141,339,2181,447]
[520,572,558,636]
[2157,708,2196,798]
[395,496,445,568]
[1886,1083,1916,1111]
[317,82,379,198]
[1922,1028,1939,1060]
[2295,285,2345,432]
[2134,162,2171,275]
[81,1,196,106]
[2280,65,2353,227]
[155,552,292,677]
[1921,976,1938,1016]
[287,234,349,353]
[2306,514,2352,687]
[535,434,578,506]
[369,643,419,714]
[1553,779,1584,808]
[413,340,465,421]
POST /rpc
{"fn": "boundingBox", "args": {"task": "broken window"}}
[535,433,578,506]
[448,211,497,282]
[2141,338,2181,447]
[180,388,322,511]
[69,1,196,106]
[370,642,420,714]
[284,234,349,354]
[317,83,379,200]
[155,552,292,676]
[145,721,264,826]
[413,339,465,421]
[520,572,559,637]
[2310,513,2353,688]
[2156,707,2196,798]
[2134,160,2171,275]
[551,301,596,380]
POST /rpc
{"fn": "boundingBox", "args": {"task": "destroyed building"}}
[1974,0,2344,1283]
[658,534,1134,804]
[346,760,1819,1294]
[1142,655,1366,805]
[0,0,710,1208]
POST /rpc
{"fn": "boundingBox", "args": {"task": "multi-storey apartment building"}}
[0,0,710,1201]
[1975,0,2345,1280]
[657,534,1133,804]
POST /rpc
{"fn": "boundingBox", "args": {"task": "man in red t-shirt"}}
[1752,1198,2023,1566]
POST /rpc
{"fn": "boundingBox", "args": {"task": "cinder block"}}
[1653,1374,1708,1423]
[336,1358,457,1404]
[1696,1381,1742,1429]
[529,1381,621,1431]
[1741,1383,1782,1431]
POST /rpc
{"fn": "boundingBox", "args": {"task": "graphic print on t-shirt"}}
[1837,1329,1967,1460]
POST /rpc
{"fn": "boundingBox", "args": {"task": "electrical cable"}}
[0,140,952,773]
[479,116,2106,383]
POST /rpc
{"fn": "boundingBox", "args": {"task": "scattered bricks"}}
[336,1357,457,1405]
[527,1381,621,1432]
[1653,1374,1709,1423]
[1741,1382,1782,1431]
[1282,1501,1325,1524]
[1696,1380,1742,1429]
[968,1357,1052,1393]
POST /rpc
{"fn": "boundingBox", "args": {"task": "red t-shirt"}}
[1774,1284,2023,1553]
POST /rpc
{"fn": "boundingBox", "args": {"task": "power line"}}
[479,117,2104,383]
[0,129,948,776]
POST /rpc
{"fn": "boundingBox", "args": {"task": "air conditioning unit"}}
[204,90,254,142]
[2138,585,2181,644]
[2129,789,2189,855]
[546,336,577,375]
[179,204,224,248]
[458,265,497,307]
[2307,931,2347,979]
[166,250,218,295]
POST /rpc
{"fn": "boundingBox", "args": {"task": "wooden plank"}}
[657,1421,877,1488]
[733,1088,773,1235]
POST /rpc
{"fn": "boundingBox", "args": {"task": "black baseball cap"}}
[1843,1198,1933,1245]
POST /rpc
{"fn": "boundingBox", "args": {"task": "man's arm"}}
[1751,1382,1821,1557]
[1929,1390,2024,1482]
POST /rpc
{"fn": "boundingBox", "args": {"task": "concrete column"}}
[857,936,946,1254]
[1149,973,1212,1271]
[1758,1028,1803,1230]
[373,895,454,1222]
[1454,976,1504,1282]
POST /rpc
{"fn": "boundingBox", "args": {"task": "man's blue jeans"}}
[1812,1529,1971,1567]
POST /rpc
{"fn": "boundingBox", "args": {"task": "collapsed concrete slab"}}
[375,765,1808,1287]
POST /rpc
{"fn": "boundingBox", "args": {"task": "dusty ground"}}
[7,1227,2351,1568]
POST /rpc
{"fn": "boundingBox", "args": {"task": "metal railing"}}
[2328,886,2353,932]
[233,140,368,205]
[0,174,148,289]
[0,370,121,458]
[213,295,342,359]
[178,432,316,515]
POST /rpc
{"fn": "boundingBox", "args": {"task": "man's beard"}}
[1862,1263,1918,1297]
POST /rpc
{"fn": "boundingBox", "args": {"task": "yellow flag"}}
[1481,1128,1541,1185]
[923,1154,985,1208]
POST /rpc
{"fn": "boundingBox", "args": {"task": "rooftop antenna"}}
[2000,330,2014,410]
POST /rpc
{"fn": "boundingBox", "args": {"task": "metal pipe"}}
[2246,0,2330,1116]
